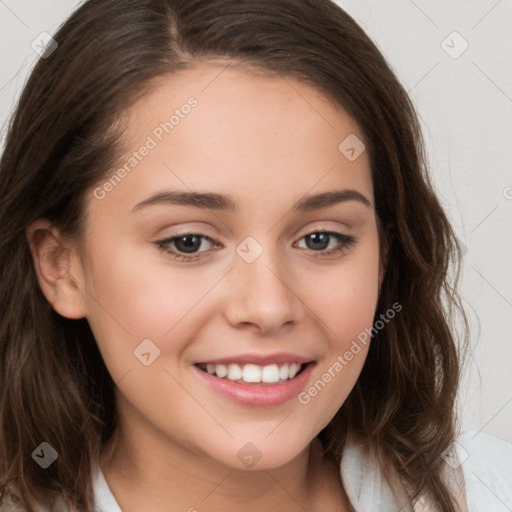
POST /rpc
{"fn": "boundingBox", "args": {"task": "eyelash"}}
[154,229,357,262]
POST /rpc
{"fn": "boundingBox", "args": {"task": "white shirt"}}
[92,430,512,512]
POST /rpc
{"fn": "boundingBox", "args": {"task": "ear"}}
[26,219,87,319]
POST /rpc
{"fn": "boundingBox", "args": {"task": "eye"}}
[294,230,357,258]
[154,229,357,262]
[155,233,218,261]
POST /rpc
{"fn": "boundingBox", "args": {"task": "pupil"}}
[308,233,329,250]
[177,235,201,253]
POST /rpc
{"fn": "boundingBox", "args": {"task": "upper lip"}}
[195,352,314,366]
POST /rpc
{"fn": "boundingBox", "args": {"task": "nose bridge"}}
[223,234,304,332]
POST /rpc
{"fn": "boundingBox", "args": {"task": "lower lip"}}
[193,363,315,407]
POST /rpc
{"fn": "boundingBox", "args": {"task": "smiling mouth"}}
[195,362,310,385]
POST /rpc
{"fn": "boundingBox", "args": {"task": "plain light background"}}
[1,0,511,442]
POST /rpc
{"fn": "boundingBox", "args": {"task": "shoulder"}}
[455,430,512,511]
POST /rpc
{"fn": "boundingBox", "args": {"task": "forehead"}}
[88,63,373,219]
[120,63,364,152]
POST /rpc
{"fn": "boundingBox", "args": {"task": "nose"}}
[223,242,306,335]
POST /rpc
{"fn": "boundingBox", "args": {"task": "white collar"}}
[339,435,414,511]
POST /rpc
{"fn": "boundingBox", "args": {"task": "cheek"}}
[297,289,374,434]
[306,246,380,350]
[81,235,234,388]
[295,246,379,426]
[80,240,184,378]
[84,233,200,327]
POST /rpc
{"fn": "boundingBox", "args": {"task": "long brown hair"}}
[0,0,468,510]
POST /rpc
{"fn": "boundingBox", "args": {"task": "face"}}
[51,64,383,469]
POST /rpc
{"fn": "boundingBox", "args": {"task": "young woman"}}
[1,1,511,511]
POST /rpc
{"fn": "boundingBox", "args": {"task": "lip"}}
[195,352,314,366]
[193,361,315,407]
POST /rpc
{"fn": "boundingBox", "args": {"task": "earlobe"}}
[26,219,87,319]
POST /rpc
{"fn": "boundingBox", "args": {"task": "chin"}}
[204,433,313,471]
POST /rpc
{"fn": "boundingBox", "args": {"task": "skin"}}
[27,63,386,511]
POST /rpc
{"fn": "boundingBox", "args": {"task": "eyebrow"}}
[130,188,372,213]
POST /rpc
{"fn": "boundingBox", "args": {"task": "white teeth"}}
[215,364,228,378]
[242,364,261,382]
[279,363,290,380]
[202,362,304,383]
[261,364,280,383]
[288,363,301,378]
[227,364,243,380]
